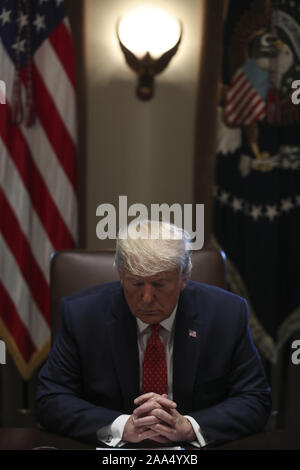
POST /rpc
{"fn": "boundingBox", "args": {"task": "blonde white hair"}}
[114,219,192,278]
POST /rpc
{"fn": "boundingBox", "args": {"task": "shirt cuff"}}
[184,415,207,448]
[97,414,131,447]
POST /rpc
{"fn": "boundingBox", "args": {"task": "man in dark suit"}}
[36,220,271,447]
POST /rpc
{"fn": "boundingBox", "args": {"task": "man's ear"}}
[180,278,187,291]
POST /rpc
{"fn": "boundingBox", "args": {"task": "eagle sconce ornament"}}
[116,19,183,101]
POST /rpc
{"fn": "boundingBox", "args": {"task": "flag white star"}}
[232,197,243,212]
[219,190,230,205]
[17,12,28,29]
[33,13,46,32]
[250,205,262,221]
[0,8,11,26]
[12,38,26,53]
[265,205,279,222]
[280,198,294,212]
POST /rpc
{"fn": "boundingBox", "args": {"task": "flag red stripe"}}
[227,70,244,95]
[227,77,248,105]
[232,90,259,123]
[242,97,264,123]
[226,88,256,123]
[0,107,75,250]
[226,75,249,105]
[20,62,77,191]
[244,108,265,125]
[0,189,50,324]
[48,22,75,87]
[0,283,36,362]
[226,82,252,115]
[243,102,265,124]
[256,107,266,120]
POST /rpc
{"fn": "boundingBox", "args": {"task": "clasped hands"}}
[123,392,196,444]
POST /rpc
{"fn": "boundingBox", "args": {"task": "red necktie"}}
[142,324,168,395]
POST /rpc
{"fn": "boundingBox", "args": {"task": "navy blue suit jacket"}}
[36,281,271,445]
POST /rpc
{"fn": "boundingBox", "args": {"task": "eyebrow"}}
[127,277,166,283]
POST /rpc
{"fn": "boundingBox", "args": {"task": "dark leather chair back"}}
[50,247,226,341]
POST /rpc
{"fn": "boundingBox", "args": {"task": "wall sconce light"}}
[117,6,183,100]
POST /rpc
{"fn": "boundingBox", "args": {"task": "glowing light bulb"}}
[118,5,181,59]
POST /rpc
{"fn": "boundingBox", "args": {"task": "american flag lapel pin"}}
[189,329,197,338]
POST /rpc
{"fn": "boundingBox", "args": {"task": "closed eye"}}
[152,282,166,288]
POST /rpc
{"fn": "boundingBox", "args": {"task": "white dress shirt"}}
[97,306,206,447]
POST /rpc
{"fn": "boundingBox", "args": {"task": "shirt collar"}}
[136,304,178,334]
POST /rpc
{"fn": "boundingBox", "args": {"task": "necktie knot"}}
[150,324,161,334]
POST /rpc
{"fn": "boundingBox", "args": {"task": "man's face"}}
[119,267,187,324]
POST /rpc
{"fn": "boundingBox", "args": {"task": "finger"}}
[133,400,162,417]
[153,396,177,410]
[149,423,177,440]
[133,425,150,434]
[135,394,177,410]
[150,408,176,427]
[134,401,177,419]
[134,396,177,418]
[137,429,162,441]
[134,393,161,405]
[133,415,160,427]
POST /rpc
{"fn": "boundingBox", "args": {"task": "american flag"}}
[225,58,269,125]
[189,329,197,338]
[0,0,77,380]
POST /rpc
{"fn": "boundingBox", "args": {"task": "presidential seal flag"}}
[0,0,77,380]
[225,58,269,125]
[214,0,300,362]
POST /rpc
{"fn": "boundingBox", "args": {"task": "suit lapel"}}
[173,287,203,413]
[107,290,140,413]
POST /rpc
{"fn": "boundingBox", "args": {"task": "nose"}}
[141,283,155,304]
